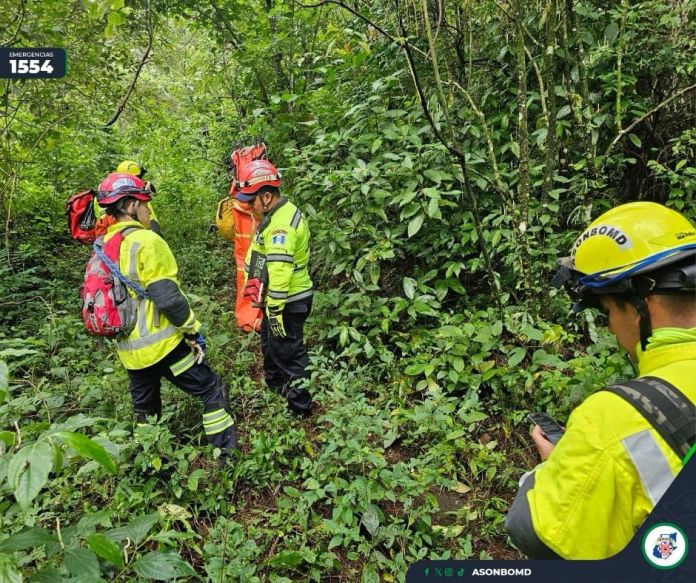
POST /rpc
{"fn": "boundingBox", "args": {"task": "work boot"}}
[287,387,313,417]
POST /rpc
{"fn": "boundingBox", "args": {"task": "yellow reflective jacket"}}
[244,198,312,310]
[506,333,696,559]
[103,221,200,370]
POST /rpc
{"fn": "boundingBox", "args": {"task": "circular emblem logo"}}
[641,523,689,569]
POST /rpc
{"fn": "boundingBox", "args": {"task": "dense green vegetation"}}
[1,0,694,580]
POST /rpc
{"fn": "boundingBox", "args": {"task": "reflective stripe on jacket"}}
[506,337,696,559]
[104,221,200,370]
[244,198,312,310]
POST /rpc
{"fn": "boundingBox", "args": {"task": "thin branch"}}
[2,0,26,46]
[603,82,696,160]
[295,0,428,58]
[210,0,243,50]
[102,2,154,128]
[398,16,503,311]
[400,19,463,162]
[493,0,543,49]
[449,80,506,195]
[4,111,77,257]
[524,43,547,120]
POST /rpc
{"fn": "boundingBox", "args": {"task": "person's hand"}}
[193,332,207,353]
[266,306,286,338]
[243,278,262,302]
[186,332,206,364]
[531,424,556,461]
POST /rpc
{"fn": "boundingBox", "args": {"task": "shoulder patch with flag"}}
[271,230,287,245]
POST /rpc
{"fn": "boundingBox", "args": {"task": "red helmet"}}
[235,159,281,201]
[97,172,151,207]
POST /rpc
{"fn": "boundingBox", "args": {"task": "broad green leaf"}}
[508,347,527,367]
[402,277,416,300]
[132,551,195,580]
[557,104,571,119]
[532,349,565,368]
[126,512,160,545]
[432,524,465,538]
[186,468,206,491]
[404,363,426,376]
[520,325,544,342]
[8,441,53,509]
[426,196,441,219]
[0,431,16,448]
[64,547,100,578]
[26,567,63,583]
[0,348,38,359]
[361,504,380,536]
[0,554,21,583]
[86,533,124,567]
[55,431,117,474]
[105,512,159,544]
[407,214,424,238]
[451,482,472,495]
[361,563,380,583]
[0,527,57,552]
[628,133,642,148]
[267,548,316,567]
[604,21,620,43]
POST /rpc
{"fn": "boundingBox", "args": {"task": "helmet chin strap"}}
[117,198,139,221]
[626,294,653,351]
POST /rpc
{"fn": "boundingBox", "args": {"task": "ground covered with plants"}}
[1,0,694,581]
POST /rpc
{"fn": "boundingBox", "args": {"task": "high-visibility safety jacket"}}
[215,198,263,331]
[244,198,312,310]
[505,332,696,559]
[103,221,201,370]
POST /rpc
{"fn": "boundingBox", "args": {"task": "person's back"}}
[94,172,237,461]
[103,223,183,367]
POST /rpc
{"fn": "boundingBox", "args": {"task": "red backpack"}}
[67,190,98,244]
[81,227,149,337]
[67,190,118,244]
[228,142,267,196]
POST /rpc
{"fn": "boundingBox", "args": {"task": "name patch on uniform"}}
[571,224,633,257]
[271,230,287,245]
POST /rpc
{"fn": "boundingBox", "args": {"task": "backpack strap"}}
[601,376,695,461]
[93,227,150,299]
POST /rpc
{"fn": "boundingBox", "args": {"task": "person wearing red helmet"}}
[93,162,163,237]
[96,172,238,461]
[237,159,314,416]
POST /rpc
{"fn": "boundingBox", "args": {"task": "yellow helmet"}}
[553,201,696,348]
[116,160,146,177]
[570,202,696,280]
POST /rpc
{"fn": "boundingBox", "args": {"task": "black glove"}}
[266,306,286,338]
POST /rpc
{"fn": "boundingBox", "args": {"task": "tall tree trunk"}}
[565,0,596,218]
[512,0,534,304]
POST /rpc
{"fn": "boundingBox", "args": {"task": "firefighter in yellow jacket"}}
[96,172,237,458]
[506,202,696,558]
[235,160,314,415]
